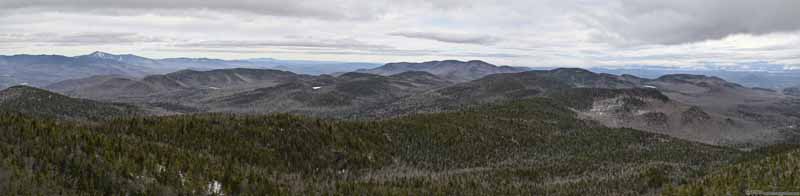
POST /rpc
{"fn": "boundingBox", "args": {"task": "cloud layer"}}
[0,0,798,68]
[585,0,800,45]
[389,32,500,45]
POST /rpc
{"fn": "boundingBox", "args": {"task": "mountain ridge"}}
[44,64,800,145]
[356,60,531,82]
[0,85,141,120]
[0,51,380,88]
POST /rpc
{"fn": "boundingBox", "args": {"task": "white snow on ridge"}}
[312,86,322,90]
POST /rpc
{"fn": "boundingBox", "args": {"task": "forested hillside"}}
[664,145,800,195]
[0,86,141,121]
[0,97,744,195]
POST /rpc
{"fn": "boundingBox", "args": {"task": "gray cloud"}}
[0,32,167,45]
[584,0,800,45]
[0,0,799,68]
[154,47,440,57]
[0,0,425,20]
[174,39,392,50]
[156,47,524,58]
[389,31,500,45]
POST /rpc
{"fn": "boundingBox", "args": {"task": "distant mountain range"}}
[3,51,800,145]
[7,59,800,194]
[42,60,533,117]
[46,68,453,117]
[3,51,800,92]
[355,60,531,82]
[0,51,380,88]
[785,86,800,96]
[44,61,800,145]
[0,89,742,195]
[591,66,800,90]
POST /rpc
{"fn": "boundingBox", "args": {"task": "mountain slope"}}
[0,51,380,89]
[547,73,796,145]
[0,97,743,195]
[591,66,800,89]
[554,88,783,145]
[369,69,797,145]
[0,54,154,87]
[48,69,452,116]
[47,68,314,113]
[784,86,800,96]
[665,146,800,195]
[45,66,800,145]
[356,60,530,82]
[0,86,140,120]
[644,74,800,140]
[369,68,639,117]
[207,71,453,117]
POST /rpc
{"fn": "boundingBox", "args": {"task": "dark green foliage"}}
[292,91,353,106]
[666,146,800,195]
[334,76,391,96]
[0,86,140,121]
[146,102,202,113]
[0,97,743,195]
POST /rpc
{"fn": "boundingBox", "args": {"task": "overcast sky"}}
[1,0,799,68]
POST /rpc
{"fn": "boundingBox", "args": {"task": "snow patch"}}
[312,86,322,90]
[208,86,220,90]
[643,85,657,89]
[178,171,186,186]
[156,164,165,173]
[207,180,224,195]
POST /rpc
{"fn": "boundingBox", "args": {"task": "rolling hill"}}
[784,86,800,96]
[0,51,380,89]
[0,53,153,87]
[367,68,798,145]
[48,68,453,116]
[664,145,800,195]
[4,62,800,195]
[0,86,141,120]
[205,71,452,117]
[46,65,800,146]
[0,97,745,195]
[355,60,530,82]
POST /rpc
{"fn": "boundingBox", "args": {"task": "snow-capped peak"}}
[86,51,128,61]
[89,51,112,57]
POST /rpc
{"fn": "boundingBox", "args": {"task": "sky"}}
[0,0,799,68]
